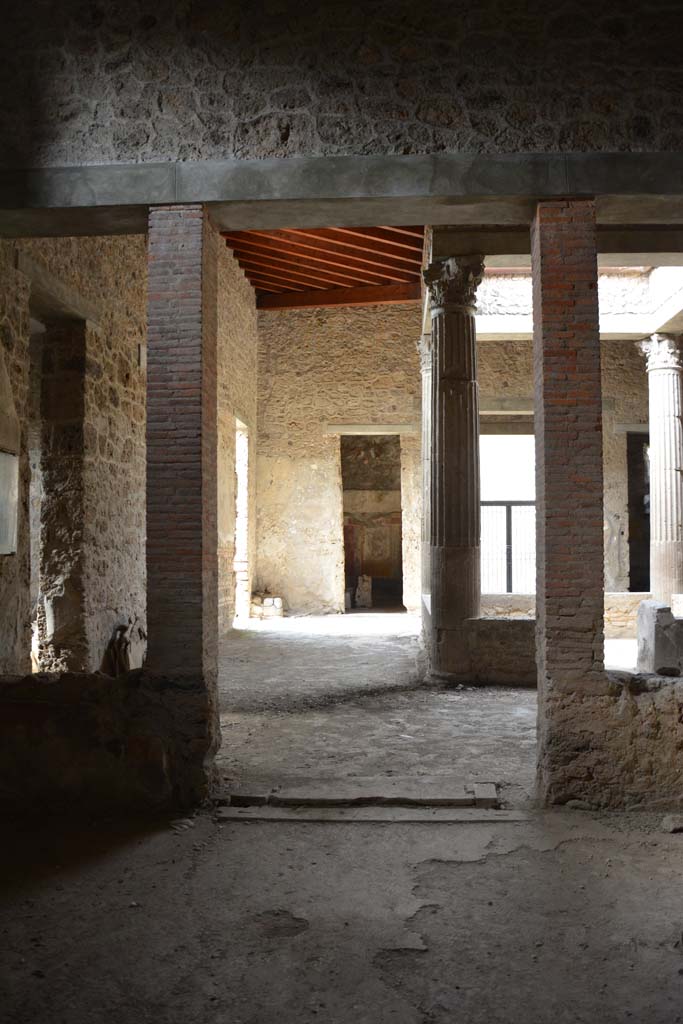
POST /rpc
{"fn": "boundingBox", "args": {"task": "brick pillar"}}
[146,205,218,685]
[423,255,484,678]
[532,200,604,758]
[639,333,683,605]
[38,320,88,672]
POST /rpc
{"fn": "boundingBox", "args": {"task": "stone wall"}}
[2,1,681,167]
[216,240,258,632]
[0,236,147,674]
[255,302,422,614]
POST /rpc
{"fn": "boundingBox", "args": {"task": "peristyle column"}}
[417,331,433,613]
[639,333,683,605]
[423,255,484,677]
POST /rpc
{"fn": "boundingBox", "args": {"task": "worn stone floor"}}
[3,618,679,1022]
[3,808,683,1023]
[217,614,537,805]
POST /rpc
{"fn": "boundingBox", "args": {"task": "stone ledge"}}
[0,671,219,811]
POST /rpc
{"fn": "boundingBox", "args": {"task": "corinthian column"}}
[417,331,433,610]
[640,333,683,605]
[423,255,484,676]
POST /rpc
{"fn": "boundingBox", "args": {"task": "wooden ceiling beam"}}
[237,257,340,291]
[333,226,424,252]
[379,225,425,240]
[290,228,423,265]
[244,269,307,292]
[257,281,421,311]
[236,229,420,274]
[232,247,375,288]
[225,232,414,282]
[226,238,389,286]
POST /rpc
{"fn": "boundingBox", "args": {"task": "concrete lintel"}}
[324,423,418,436]
[480,397,534,415]
[17,253,101,325]
[2,152,683,238]
[613,422,649,434]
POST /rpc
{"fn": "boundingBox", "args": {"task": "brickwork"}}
[2,2,681,167]
[146,205,218,684]
[532,199,604,693]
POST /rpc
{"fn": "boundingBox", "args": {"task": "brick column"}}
[531,200,604,708]
[639,333,683,605]
[423,256,484,677]
[146,205,218,685]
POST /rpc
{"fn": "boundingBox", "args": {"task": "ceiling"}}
[222,226,424,309]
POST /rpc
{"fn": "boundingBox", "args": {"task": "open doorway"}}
[340,434,404,612]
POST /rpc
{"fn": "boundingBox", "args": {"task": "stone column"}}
[146,205,219,689]
[417,331,432,617]
[639,333,683,605]
[423,255,484,677]
[531,199,604,801]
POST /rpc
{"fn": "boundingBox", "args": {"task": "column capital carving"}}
[639,333,683,372]
[423,255,485,311]
[417,332,432,372]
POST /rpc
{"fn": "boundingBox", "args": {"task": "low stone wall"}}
[468,618,536,687]
[481,592,650,639]
[432,616,537,688]
[539,673,683,809]
[605,592,651,639]
[480,594,535,619]
[0,672,219,810]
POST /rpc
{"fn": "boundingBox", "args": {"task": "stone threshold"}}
[215,806,526,824]
[219,777,499,809]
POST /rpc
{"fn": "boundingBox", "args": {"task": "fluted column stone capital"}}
[639,333,683,373]
[423,255,485,312]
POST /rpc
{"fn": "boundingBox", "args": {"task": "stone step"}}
[215,805,525,824]
[223,777,500,809]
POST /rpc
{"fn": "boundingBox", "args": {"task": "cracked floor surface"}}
[217,615,537,804]
[3,809,683,1023]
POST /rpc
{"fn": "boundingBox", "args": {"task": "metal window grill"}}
[481,501,536,594]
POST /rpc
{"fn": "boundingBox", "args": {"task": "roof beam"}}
[257,281,421,310]
[225,237,392,285]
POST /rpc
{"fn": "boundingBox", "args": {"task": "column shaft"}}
[640,334,683,605]
[146,204,218,683]
[418,332,432,606]
[424,256,484,676]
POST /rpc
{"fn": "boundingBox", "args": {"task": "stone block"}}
[637,599,683,675]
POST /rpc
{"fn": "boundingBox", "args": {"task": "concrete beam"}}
[1,152,683,238]
[323,423,418,435]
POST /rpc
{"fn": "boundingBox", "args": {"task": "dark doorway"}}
[340,435,404,611]
[627,431,650,592]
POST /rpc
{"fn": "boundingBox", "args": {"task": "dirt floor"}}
[3,808,683,1023]
[6,617,672,1023]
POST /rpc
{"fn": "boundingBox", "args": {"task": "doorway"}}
[340,434,404,611]
[233,420,250,622]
